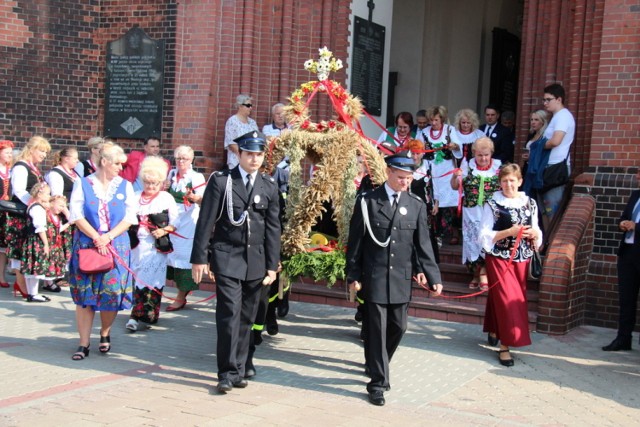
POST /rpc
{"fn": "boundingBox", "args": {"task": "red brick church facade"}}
[1,0,638,334]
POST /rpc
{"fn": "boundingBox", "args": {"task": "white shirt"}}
[383,183,400,207]
[238,167,258,188]
[544,108,575,165]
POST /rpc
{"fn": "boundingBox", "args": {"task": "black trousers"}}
[617,246,640,339]
[214,274,263,381]
[365,302,408,393]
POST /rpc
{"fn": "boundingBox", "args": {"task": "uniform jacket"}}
[346,185,441,304]
[479,122,514,163]
[190,166,281,281]
[618,189,640,258]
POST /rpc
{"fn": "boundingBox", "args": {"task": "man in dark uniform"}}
[346,151,443,406]
[191,131,281,393]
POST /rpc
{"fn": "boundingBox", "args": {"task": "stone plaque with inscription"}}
[104,27,165,138]
[351,17,385,116]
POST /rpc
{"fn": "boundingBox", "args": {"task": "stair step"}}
[289,279,537,329]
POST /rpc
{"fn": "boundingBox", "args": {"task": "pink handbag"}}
[78,248,114,274]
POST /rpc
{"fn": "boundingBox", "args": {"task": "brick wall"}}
[175,0,352,171]
[0,0,177,164]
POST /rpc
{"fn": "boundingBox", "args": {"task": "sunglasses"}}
[242,103,253,108]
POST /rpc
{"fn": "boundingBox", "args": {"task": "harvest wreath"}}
[265,48,387,286]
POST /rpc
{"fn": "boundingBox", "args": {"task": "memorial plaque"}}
[104,27,165,138]
[351,16,385,116]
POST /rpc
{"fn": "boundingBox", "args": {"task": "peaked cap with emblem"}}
[385,150,417,172]
[234,131,266,153]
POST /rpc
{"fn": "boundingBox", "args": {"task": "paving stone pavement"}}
[0,287,639,426]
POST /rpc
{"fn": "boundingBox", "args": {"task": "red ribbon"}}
[419,227,525,299]
[106,245,216,304]
[138,220,190,240]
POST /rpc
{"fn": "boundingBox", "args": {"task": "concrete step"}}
[288,279,537,329]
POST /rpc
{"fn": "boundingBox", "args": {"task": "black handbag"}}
[147,211,173,254]
[529,250,542,279]
[0,200,27,217]
[542,156,569,192]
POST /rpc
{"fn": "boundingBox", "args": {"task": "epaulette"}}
[408,192,422,201]
[261,173,276,184]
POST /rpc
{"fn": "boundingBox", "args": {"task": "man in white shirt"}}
[541,83,575,226]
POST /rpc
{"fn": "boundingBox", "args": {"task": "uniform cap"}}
[385,150,417,172]
[233,131,266,153]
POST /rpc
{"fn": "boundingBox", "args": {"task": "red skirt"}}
[483,255,531,347]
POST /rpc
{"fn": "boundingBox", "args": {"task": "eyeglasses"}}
[543,97,556,103]
[175,157,192,162]
[242,103,253,108]
[397,125,410,130]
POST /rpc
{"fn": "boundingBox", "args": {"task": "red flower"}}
[301,120,310,129]
[316,123,325,131]
[328,121,336,128]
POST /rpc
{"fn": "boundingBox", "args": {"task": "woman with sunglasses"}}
[224,94,258,170]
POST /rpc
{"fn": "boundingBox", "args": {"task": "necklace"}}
[459,129,472,135]
[25,161,43,182]
[429,127,443,140]
[476,159,493,171]
[139,191,159,206]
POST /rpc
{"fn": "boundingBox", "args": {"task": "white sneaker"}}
[126,319,138,332]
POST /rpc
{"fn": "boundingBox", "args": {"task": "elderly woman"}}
[377,111,415,153]
[76,136,106,177]
[7,136,51,299]
[68,142,137,360]
[452,108,485,163]
[0,139,14,289]
[46,147,81,200]
[423,106,462,244]
[451,137,501,290]
[224,94,258,170]
[125,157,178,332]
[479,164,542,366]
[165,145,205,311]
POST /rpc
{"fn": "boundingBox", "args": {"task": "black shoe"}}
[266,319,279,336]
[99,335,111,353]
[217,379,233,393]
[602,337,632,352]
[487,333,499,346]
[244,368,256,379]
[368,390,385,406]
[354,306,364,322]
[277,298,289,318]
[498,349,514,367]
[232,378,248,388]
[26,294,50,302]
[253,329,263,346]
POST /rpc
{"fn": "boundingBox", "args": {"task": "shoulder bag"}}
[78,248,114,274]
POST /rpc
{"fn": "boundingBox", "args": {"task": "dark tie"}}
[626,200,640,240]
[486,125,492,136]
[391,193,398,209]
[246,174,253,194]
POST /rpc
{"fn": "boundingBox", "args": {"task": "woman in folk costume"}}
[423,106,462,244]
[451,137,501,290]
[164,145,205,311]
[7,136,51,299]
[125,156,178,332]
[376,111,416,153]
[68,142,137,360]
[479,164,542,366]
[0,139,15,289]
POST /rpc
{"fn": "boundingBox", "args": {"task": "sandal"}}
[71,345,90,360]
[479,283,489,291]
[468,281,479,289]
[54,278,70,287]
[43,283,62,293]
[99,335,111,353]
